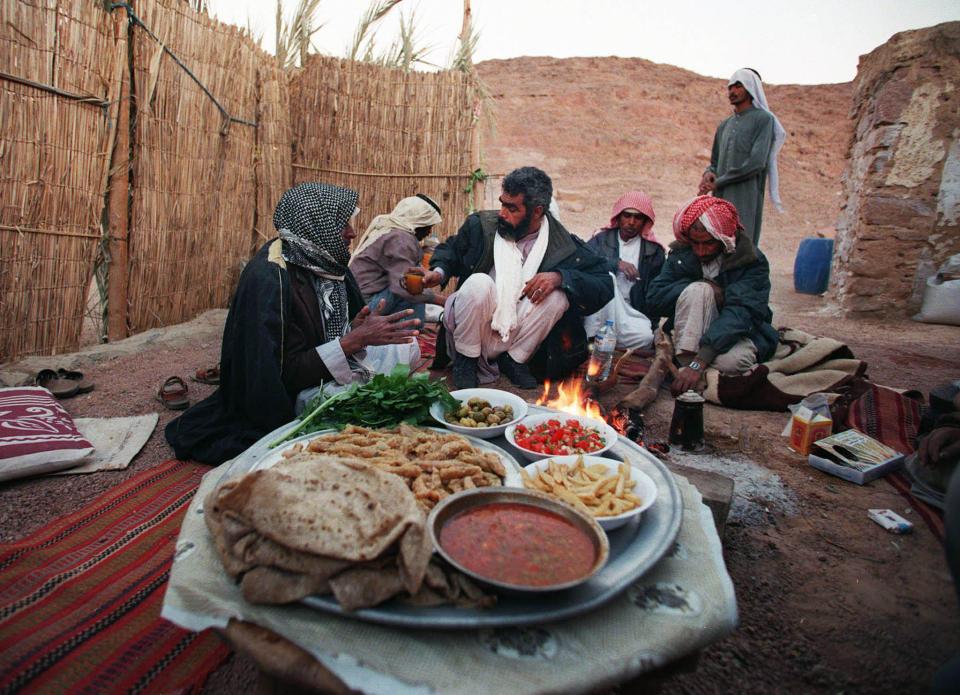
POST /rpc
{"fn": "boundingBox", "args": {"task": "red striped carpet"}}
[0,460,230,693]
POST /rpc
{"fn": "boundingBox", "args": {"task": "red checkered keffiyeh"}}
[605,191,661,245]
[672,195,742,253]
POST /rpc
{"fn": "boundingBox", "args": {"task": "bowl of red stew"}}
[427,487,609,593]
[504,412,619,462]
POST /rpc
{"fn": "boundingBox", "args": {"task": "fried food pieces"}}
[520,456,642,518]
[281,424,507,512]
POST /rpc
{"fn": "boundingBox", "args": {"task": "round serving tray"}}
[244,407,682,629]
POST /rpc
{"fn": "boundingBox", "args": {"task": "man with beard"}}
[645,195,778,396]
[699,68,786,247]
[416,167,612,389]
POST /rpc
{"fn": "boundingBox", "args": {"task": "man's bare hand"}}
[419,269,444,288]
[617,260,639,281]
[671,366,704,396]
[521,271,563,305]
[342,306,420,354]
[699,171,716,195]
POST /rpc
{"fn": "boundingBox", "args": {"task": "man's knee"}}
[459,273,496,297]
[677,281,715,309]
[711,341,758,375]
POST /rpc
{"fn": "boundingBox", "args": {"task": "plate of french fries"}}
[520,455,657,531]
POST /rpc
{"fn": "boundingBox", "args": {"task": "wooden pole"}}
[106,10,131,341]
[460,0,485,212]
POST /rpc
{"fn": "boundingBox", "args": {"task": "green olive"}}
[460,417,477,427]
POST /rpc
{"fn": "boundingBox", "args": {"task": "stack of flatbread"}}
[205,452,492,610]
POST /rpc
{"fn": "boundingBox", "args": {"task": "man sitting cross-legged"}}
[645,195,779,396]
[416,166,613,389]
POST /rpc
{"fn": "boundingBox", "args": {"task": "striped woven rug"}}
[0,460,230,693]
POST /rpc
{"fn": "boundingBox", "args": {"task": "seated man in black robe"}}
[165,183,421,465]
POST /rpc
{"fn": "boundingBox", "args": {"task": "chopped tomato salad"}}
[513,418,606,455]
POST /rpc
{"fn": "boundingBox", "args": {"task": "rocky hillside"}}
[476,56,852,273]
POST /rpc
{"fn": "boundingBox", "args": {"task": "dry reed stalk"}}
[0,0,116,361]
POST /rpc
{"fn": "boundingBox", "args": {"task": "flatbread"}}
[205,453,432,606]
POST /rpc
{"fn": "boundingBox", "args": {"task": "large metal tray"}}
[247,409,683,629]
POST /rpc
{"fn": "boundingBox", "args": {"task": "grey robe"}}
[708,106,775,246]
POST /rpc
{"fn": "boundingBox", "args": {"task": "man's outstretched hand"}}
[342,300,420,354]
[698,171,717,195]
[671,366,704,396]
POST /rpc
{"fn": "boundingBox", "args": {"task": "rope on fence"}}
[0,223,102,239]
[0,70,110,108]
[108,2,257,132]
[293,163,505,179]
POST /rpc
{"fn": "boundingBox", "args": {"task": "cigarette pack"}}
[808,429,903,485]
[788,407,832,455]
[868,509,913,534]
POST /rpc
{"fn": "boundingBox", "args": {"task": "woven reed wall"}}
[254,60,292,248]
[0,0,117,360]
[125,0,263,334]
[290,56,478,241]
[1,3,477,362]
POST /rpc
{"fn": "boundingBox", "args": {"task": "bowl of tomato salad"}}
[505,413,619,462]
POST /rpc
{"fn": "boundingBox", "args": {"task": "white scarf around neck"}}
[490,217,551,341]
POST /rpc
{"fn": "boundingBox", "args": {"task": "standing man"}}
[699,68,786,247]
[584,190,665,349]
[645,196,779,396]
[417,166,612,389]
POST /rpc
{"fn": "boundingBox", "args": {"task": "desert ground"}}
[2,56,959,693]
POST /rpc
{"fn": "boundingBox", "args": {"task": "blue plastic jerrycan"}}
[793,237,834,295]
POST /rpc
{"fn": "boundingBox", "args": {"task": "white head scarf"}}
[728,68,787,212]
[350,195,442,261]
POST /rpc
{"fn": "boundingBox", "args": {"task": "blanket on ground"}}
[702,328,867,411]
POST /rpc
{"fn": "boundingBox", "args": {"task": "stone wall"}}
[833,22,960,314]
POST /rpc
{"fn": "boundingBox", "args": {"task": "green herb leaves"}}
[272,365,458,446]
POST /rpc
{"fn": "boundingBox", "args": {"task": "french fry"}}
[522,458,642,518]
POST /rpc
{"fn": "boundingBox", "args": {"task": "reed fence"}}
[0,0,481,363]
[290,56,480,241]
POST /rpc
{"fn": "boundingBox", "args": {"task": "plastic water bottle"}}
[586,320,616,382]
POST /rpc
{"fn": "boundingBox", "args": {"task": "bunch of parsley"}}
[272,365,458,446]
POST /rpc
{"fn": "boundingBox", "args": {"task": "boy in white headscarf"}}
[699,67,787,247]
[348,194,444,322]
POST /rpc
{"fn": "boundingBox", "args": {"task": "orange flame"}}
[535,377,604,420]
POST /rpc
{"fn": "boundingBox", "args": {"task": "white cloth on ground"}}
[295,341,421,414]
[584,272,653,350]
[673,282,757,374]
[490,217,550,341]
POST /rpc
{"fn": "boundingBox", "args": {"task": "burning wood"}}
[617,329,675,412]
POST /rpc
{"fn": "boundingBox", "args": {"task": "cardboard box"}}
[788,410,832,455]
[808,429,903,485]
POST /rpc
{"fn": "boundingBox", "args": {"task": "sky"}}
[208,0,960,85]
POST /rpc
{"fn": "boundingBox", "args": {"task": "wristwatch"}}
[688,360,703,372]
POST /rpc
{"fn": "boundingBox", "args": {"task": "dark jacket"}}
[431,211,613,380]
[586,228,665,320]
[165,239,365,464]
[645,232,778,363]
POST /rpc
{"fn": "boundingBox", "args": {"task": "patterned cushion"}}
[0,387,95,481]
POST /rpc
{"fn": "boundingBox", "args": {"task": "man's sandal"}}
[36,369,79,399]
[191,365,220,385]
[57,368,94,394]
[157,376,190,410]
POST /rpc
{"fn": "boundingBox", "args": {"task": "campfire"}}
[535,377,639,442]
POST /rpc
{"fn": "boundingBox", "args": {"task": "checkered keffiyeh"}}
[273,182,360,338]
[672,195,741,253]
[603,190,661,247]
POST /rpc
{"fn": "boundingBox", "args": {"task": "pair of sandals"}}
[157,366,220,411]
[36,368,94,399]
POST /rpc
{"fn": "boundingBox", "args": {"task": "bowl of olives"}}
[430,388,529,440]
